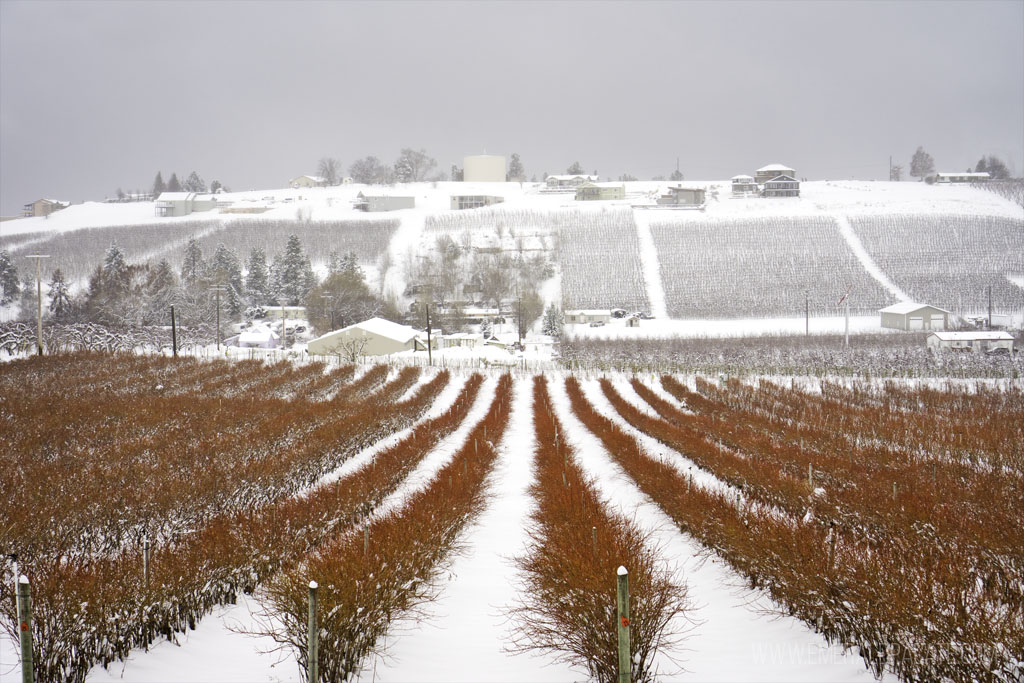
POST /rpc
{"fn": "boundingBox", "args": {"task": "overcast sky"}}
[1,0,1022,215]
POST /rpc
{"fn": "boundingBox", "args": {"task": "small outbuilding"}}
[155,192,220,217]
[290,175,327,188]
[451,195,504,210]
[656,185,706,207]
[545,174,599,189]
[576,183,626,201]
[237,323,280,349]
[927,331,1014,354]
[880,303,950,331]
[934,172,990,184]
[307,317,425,357]
[354,192,415,212]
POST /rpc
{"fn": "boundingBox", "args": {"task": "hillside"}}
[2,180,1021,331]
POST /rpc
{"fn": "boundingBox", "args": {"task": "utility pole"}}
[170,305,177,358]
[987,285,992,329]
[322,294,335,330]
[25,255,50,356]
[805,290,809,336]
[210,285,227,350]
[424,303,432,366]
[517,295,523,345]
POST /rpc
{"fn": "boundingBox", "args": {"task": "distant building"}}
[731,175,758,197]
[463,155,506,182]
[656,185,706,207]
[154,192,220,217]
[576,183,626,201]
[266,306,307,321]
[927,331,1014,354]
[880,303,950,331]
[761,175,800,198]
[440,332,484,350]
[237,323,280,349]
[22,199,70,218]
[564,309,611,325]
[353,192,415,212]
[289,175,327,189]
[545,174,598,189]
[934,172,990,184]
[754,164,796,185]
[307,317,425,357]
[451,195,504,210]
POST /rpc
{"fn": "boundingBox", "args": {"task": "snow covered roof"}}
[566,309,612,316]
[936,172,990,178]
[239,324,279,344]
[731,175,755,181]
[547,174,599,181]
[156,192,196,201]
[764,175,798,183]
[756,164,795,173]
[930,331,1014,341]
[329,317,422,344]
[880,302,950,315]
[293,175,326,183]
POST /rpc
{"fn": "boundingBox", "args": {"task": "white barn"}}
[307,317,426,357]
[927,331,1014,354]
[880,303,950,331]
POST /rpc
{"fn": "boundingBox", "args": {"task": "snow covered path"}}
[545,375,889,682]
[364,376,581,682]
[633,210,669,318]
[833,214,910,303]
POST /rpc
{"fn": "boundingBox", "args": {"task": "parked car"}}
[589,320,606,327]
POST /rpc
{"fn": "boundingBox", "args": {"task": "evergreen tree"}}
[210,180,223,193]
[393,148,437,183]
[975,155,1009,180]
[47,268,72,320]
[152,171,166,197]
[508,153,525,181]
[669,169,684,181]
[245,247,271,306]
[276,234,314,305]
[144,259,178,320]
[327,250,342,275]
[910,146,935,180]
[18,273,38,322]
[101,243,131,298]
[183,171,207,193]
[210,243,244,317]
[566,161,585,175]
[542,304,564,338]
[0,250,20,305]
[181,237,206,287]
[167,173,182,192]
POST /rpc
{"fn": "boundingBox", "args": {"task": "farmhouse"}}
[354,192,415,212]
[266,305,307,321]
[880,302,950,331]
[440,332,484,350]
[154,192,220,217]
[546,174,598,189]
[564,309,612,325]
[761,175,800,198]
[237,323,279,349]
[731,175,758,197]
[927,331,1014,354]
[289,175,327,188]
[463,155,506,182]
[307,317,425,357]
[575,183,626,201]
[754,164,796,185]
[656,185,706,207]
[934,172,990,183]
[22,198,70,218]
[451,195,504,210]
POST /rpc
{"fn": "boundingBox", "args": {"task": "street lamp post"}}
[26,255,50,356]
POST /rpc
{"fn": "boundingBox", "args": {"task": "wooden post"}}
[364,525,369,555]
[18,575,32,683]
[592,526,597,555]
[170,305,177,357]
[307,580,318,683]
[616,566,631,683]
[808,463,813,488]
[143,537,151,590]
[893,481,897,502]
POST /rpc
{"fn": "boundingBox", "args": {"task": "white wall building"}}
[463,155,506,182]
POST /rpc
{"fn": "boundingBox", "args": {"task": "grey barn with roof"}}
[880,303,950,331]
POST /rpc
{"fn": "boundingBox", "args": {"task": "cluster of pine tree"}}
[5,234,394,337]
